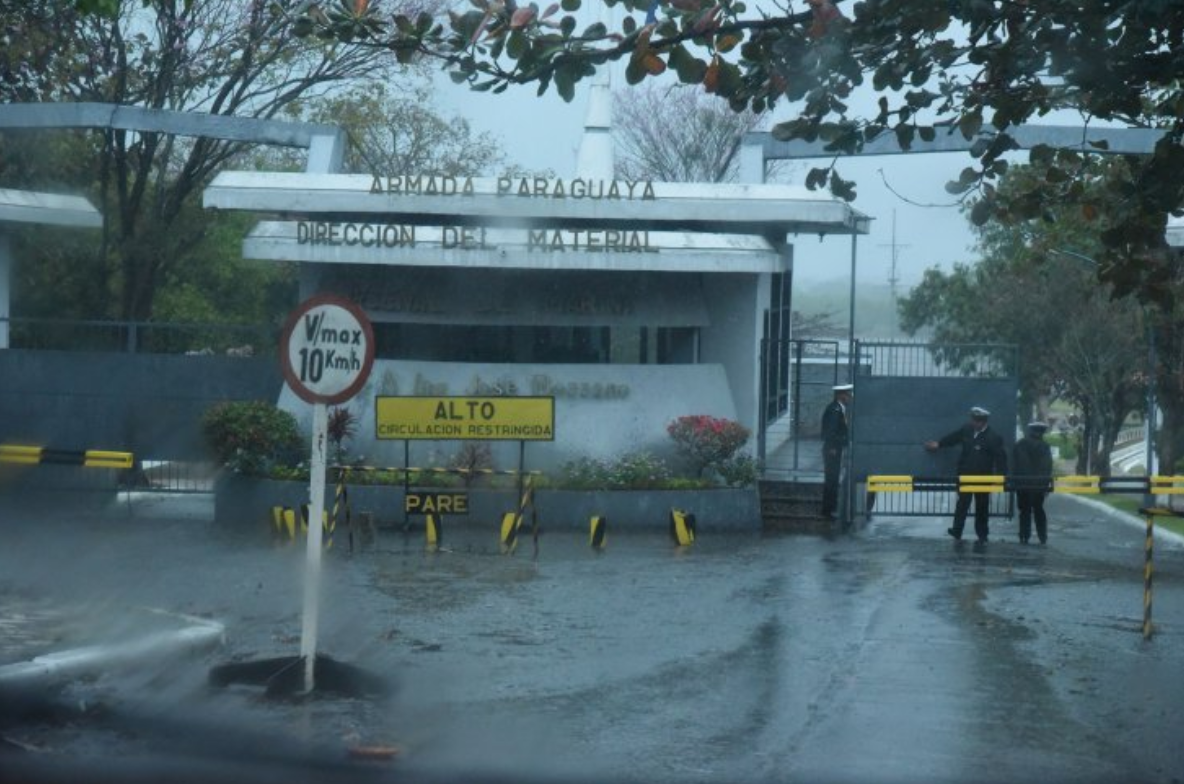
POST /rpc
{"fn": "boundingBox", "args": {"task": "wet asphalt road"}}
[1,493,1182,784]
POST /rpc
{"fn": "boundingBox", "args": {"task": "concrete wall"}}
[215,476,761,531]
[0,350,281,458]
[278,359,738,471]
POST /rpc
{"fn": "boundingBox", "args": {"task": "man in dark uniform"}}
[820,383,853,519]
[924,406,1008,543]
[1013,421,1053,544]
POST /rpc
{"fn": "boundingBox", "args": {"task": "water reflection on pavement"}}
[1,494,1181,784]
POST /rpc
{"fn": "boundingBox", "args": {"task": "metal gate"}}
[758,338,848,479]
[850,341,1018,518]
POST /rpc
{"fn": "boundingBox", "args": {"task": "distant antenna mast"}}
[878,210,910,309]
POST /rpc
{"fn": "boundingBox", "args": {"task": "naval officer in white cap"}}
[821,383,853,519]
[924,405,1008,543]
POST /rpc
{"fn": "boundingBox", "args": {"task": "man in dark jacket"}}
[924,406,1009,543]
[1012,421,1053,544]
[820,384,853,519]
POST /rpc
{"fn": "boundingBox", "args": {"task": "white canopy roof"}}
[0,189,101,228]
[204,172,870,237]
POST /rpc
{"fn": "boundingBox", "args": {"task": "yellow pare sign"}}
[405,492,469,515]
[376,396,555,441]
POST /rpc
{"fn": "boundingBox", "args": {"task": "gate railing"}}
[0,316,277,355]
[758,338,845,478]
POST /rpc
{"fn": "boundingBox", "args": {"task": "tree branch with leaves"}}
[281,0,1184,306]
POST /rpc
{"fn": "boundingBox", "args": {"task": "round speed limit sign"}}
[280,294,375,405]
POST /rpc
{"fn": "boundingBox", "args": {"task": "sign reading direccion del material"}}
[280,294,375,405]
[376,396,555,441]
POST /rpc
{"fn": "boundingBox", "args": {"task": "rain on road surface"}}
[1,494,1182,784]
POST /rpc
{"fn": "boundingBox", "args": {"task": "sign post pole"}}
[300,400,328,692]
[278,294,374,694]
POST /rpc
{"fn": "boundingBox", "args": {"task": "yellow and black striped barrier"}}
[332,464,542,478]
[867,474,1184,496]
[0,444,133,469]
[670,509,696,547]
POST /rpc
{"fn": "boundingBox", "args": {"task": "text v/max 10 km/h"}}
[280,294,375,406]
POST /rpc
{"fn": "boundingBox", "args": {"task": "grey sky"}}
[428,72,983,288]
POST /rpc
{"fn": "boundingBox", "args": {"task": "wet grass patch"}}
[1092,495,1184,537]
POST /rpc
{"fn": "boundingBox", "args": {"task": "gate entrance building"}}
[204,172,869,466]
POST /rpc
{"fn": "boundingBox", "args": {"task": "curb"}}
[0,614,225,690]
[1063,494,1184,549]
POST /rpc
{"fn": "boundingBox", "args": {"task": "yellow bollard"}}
[500,512,522,554]
[589,515,607,549]
[670,509,695,547]
[425,513,441,553]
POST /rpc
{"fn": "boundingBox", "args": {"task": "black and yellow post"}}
[1141,478,1184,639]
[589,515,607,550]
[502,473,536,556]
[670,508,695,547]
[1143,509,1155,640]
[300,504,334,549]
[332,472,351,553]
[500,511,522,554]
[425,513,442,552]
[499,481,528,555]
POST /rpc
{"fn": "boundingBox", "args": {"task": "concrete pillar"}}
[576,81,614,179]
[0,231,10,349]
[699,273,765,435]
[738,140,766,184]
[306,131,346,174]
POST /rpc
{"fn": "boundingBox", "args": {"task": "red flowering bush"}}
[666,415,751,477]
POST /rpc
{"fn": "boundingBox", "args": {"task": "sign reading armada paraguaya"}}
[375,396,555,441]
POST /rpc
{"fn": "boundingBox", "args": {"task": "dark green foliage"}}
[202,400,303,474]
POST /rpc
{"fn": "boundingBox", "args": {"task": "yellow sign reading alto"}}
[375,396,555,441]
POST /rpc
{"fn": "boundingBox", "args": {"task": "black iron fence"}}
[855,340,1018,380]
[758,338,846,478]
[1,316,277,356]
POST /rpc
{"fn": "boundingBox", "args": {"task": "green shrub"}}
[662,477,715,490]
[1046,432,1078,460]
[717,453,759,488]
[603,451,672,489]
[559,452,673,490]
[203,400,303,475]
[559,456,611,490]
